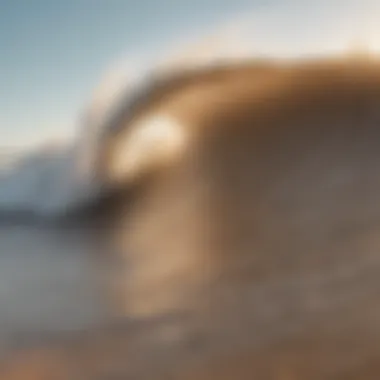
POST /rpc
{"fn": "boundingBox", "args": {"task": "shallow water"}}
[0,225,111,350]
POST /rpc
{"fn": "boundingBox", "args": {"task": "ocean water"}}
[0,224,111,351]
[2,1,380,360]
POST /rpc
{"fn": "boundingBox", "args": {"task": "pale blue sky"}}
[0,0,377,148]
[0,0,271,148]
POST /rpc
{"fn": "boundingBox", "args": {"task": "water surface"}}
[0,225,111,351]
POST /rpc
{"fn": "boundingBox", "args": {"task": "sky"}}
[0,0,268,149]
[0,0,379,149]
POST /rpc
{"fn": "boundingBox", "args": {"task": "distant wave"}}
[1,2,378,223]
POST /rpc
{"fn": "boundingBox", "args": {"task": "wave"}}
[1,2,378,222]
